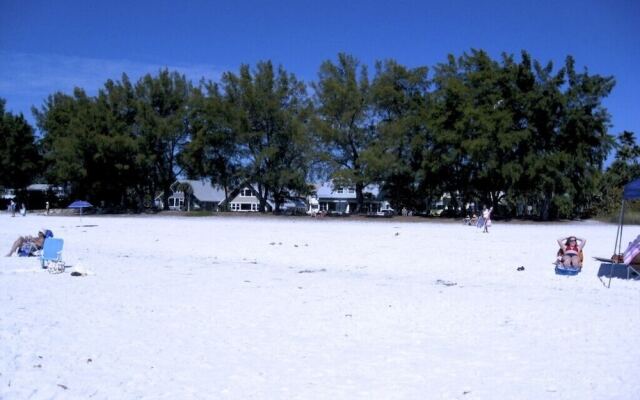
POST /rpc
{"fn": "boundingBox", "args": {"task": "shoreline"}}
[6,209,615,225]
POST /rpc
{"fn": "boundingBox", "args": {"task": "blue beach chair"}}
[40,238,64,269]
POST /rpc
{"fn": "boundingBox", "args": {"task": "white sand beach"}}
[1,214,639,399]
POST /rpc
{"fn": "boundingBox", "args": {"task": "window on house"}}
[336,187,343,194]
[251,204,258,211]
[348,187,355,194]
[241,203,253,211]
[240,188,252,197]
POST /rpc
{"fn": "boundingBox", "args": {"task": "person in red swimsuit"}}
[557,236,586,267]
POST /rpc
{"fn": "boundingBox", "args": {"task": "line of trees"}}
[2,50,639,219]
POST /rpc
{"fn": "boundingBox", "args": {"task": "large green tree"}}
[93,74,148,207]
[135,69,193,210]
[35,70,195,210]
[223,61,312,212]
[312,53,375,212]
[35,77,147,208]
[0,99,41,190]
[35,89,98,201]
[598,131,640,214]
[180,82,240,206]
[423,50,615,219]
[368,59,430,210]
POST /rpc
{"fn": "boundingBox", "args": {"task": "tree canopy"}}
[7,49,632,219]
[0,99,41,189]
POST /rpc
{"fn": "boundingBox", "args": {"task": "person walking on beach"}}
[482,206,493,233]
[46,201,50,215]
[10,200,16,217]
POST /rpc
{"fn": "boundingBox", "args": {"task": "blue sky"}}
[1,0,638,145]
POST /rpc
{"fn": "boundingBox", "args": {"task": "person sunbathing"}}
[557,236,586,267]
[6,229,47,257]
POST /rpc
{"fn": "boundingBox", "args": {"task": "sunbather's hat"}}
[39,228,46,235]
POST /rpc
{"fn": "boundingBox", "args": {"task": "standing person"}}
[46,201,50,215]
[10,200,16,217]
[20,203,26,216]
[482,206,493,233]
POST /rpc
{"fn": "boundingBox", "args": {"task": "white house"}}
[312,182,387,214]
[225,183,266,212]
[159,179,227,211]
[25,184,66,198]
[160,179,391,215]
[1,188,16,200]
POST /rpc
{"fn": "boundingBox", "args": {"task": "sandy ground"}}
[1,214,639,399]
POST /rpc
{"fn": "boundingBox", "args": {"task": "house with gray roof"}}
[222,183,271,212]
[159,179,227,211]
[312,181,388,214]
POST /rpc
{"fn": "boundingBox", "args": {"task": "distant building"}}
[312,182,387,214]
[159,179,391,215]
[157,179,226,211]
[224,183,269,212]
[26,184,66,199]
[1,188,16,200]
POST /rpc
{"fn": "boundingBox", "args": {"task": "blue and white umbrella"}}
[68,200,93,215]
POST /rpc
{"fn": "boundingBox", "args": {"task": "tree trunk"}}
[162,190,170,211]
[355,182,364,214]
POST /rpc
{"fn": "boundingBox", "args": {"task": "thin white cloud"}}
[0,52,224,118]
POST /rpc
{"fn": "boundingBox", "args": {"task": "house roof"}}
[223,182,274,210]
[26,184,53,191]
[172,179,226,203]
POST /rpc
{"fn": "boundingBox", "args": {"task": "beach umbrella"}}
[68,200,93,215]
[607,178,640,287]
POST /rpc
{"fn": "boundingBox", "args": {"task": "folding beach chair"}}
[18,241,41,257]
[40,238,64,272]
[555,248,584,275]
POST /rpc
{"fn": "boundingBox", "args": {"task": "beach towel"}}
[623,235,640,265]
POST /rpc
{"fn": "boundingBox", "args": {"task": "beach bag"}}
[623,235,640,264]
[46,260,65,274]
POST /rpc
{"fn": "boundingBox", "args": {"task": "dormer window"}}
[240,188,253,197]
[336,187,344,194]
[348,187,355,194]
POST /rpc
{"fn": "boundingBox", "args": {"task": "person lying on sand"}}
[6,229,47,257]
[557,236,586,267]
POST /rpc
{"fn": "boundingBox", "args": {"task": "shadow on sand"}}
[597,263,640,287]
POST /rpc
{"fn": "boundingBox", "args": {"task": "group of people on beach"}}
[462,205,587,268]
[0,202,603,271]
[464,205,494,233]
[7,200,28,217]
